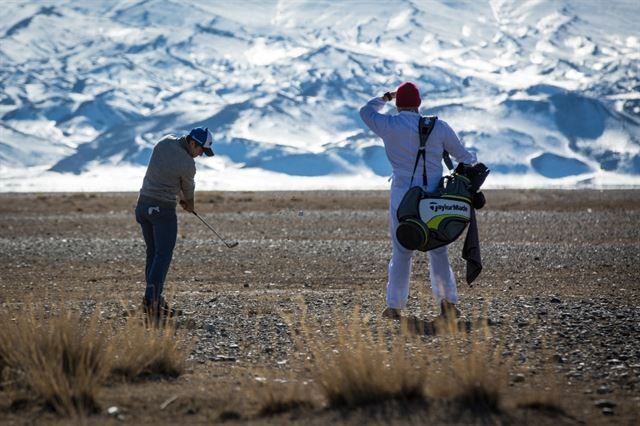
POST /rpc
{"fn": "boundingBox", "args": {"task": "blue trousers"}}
[135,201,177,305]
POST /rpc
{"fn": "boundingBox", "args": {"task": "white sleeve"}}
[441,121,477,165]
[359,97,391,138]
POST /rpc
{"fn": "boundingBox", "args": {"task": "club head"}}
[227,241,239,249]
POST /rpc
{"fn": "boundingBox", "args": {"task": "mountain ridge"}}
[1,0,638,190]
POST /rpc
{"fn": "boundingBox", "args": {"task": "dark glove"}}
[472,191,486,209]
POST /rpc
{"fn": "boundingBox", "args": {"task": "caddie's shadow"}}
[399,315,493,336]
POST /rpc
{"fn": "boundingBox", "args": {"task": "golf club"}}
[192,211,238,248]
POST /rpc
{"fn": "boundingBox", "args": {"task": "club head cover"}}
[470,163,490,192]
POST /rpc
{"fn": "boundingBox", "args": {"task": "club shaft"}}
[192,211,234,247]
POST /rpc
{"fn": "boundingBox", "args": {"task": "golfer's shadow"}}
[400,314,491,336]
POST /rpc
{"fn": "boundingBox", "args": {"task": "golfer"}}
[360,82,477,319]
[135,127,214,318]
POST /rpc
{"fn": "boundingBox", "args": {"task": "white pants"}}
[386,180,458,309]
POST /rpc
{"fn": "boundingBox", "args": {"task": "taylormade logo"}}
[419,198,471,223]
[429,202,468,213]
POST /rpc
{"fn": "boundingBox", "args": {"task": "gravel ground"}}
[0,190,639,425]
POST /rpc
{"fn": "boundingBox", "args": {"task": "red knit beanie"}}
[395,82,421,108]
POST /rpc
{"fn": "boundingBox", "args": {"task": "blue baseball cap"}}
[188,127,214,157]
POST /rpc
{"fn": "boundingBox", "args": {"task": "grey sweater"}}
[138,135,195,207]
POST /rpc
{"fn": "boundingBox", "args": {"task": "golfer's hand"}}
[180,199,194,213]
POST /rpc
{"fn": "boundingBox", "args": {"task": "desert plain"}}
[0,189,638,425]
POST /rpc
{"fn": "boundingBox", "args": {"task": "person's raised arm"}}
[359,91,396,138]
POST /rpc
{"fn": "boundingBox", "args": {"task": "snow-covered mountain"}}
[1,0,639,191]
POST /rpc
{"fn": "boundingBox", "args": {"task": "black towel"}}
[462,207,482,285]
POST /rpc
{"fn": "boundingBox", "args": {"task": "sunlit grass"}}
[283,304,517,417]
[0,309,108,417]
[0,303,189,417]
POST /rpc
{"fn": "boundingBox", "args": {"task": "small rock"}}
[513,374,525,383]
[550,297,562,303]
[107,406,120,416]
[601,407,614,415]
[596,385,611,394]
[218,411,241,421]
[212,355,236,362]
[594,400,616,409]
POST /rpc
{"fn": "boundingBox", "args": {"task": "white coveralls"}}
[360,97,477,309]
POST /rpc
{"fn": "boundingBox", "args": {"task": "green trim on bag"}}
[406,218,429,234]
[441,194,472,203]
[406,218,429,247]
[427,214,470,229]
[453,173,471,184]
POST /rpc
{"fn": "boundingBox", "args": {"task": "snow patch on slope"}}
[0,0,638,191]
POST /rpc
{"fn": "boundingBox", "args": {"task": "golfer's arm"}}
[179,169,196,211]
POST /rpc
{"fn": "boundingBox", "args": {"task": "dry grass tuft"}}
[514,367,566,417]
[286,304,515,418]
[517,399,567,416]
[109,315,187,381]
[291,307,428,409]
[253,365,316,417]
[426,319,506,414]
[0,309,109,416]
[0,304,190,417]
[258,391,314,417]
[512,328,567,418]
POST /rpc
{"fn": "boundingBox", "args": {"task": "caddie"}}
[135,127,214,319]
[360,82,478,319]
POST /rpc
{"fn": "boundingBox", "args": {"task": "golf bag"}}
[395,116,489,252]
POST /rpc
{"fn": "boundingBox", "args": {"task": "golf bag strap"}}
[410,116,437,187]
[443,150,454,171]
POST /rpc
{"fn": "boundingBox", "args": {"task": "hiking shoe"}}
[142,298,158,317]
[158,299,183,317]
[142,298,183,319]
[381,307,402,320]
[440,300,462,320]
